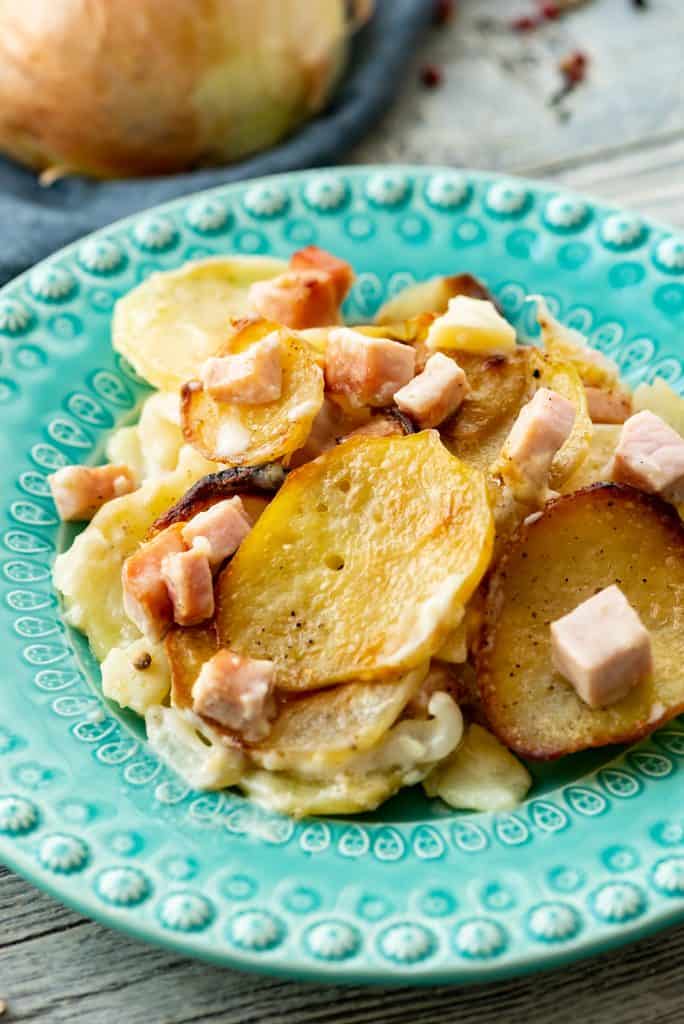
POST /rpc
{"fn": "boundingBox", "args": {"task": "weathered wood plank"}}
[1,877,684,1024]
[0,865,84,948]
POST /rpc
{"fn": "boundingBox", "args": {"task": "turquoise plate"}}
[1,167,684,984]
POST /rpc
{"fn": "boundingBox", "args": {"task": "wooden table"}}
[3,1,684,1020]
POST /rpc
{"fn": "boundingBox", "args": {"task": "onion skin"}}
[0,0,364,179]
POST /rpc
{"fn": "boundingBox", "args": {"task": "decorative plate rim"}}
[1,165,684,984]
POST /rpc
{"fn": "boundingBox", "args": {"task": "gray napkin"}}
[0,0,433,286]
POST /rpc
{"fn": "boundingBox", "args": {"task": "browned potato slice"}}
[250,666,427,773]
[217,431,494,690]
[181,320,324,468]
[560,424,621,494]
[441,349,535,472]
[375,273,495,324]
[150,464,285,536]
[478,484,684,758]
[166,622,218,714]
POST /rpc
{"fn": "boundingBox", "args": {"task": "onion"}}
[0,0,372,180]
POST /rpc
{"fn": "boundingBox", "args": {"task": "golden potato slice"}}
[112,256,287,390]
[441,349,535,472]
[560,424,621,493]
[478,484,684,758]
[181,324,324,467]
[536,297,619,389]
[423,723,531,811]
[533,352,593,488]
[166,623,218,713]
[53,446,221,660]
[217,431,494,690]
[239,767,403,818]
[375,273,495,324]
[251,665,427,774]
[633,377,684,436]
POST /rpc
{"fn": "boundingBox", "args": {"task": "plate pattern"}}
[1,168,684,982]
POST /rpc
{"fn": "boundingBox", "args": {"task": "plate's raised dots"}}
[303,173,348,213]
[480,882,515,912]
[2,560,51,584]
[527,903,581,943]
[654,730,684,757]
[337,825,371,859]
[160,856,198,881]
[0,378,18,404]
[221,873,258,902]
[96,866,151,907]
[450,820,489,854]
[0,297,33,335]
[33,668,78,692]
[158,892,215,932]
[654,236,684,273]
[0,795,39,835]
[132,215,178,252]
[602,845,640,873]
[419,888,457,918]
[0,726,24,756]
[185,197,231,234]
[108,831,144,857]
[14,343,46,370]
[281,885,321,915]
[243,183,289,219]
[305,920,361,961]
[425,172,470,211]
[485,181,529,218]
[454,918,507,959]
[47,416,92,450]
[654,284,684,316]
[365,171,410,208]
[228,910,284,952]
[298,822,331,855]
[628,751,674,779]
[411,825,446,860]
[235,229,267,255]
[29,264,76,303]
[89,370,134,409]
[39,833,89,874]
[3,529,52,555]
[564,785,609,816]
[591,882,646,923]
[601,213,645,251]
[652,857,684,896]
[544,195,590,232]
[372,827,406,863]
[378,922,436,965]
[78,238,126,275]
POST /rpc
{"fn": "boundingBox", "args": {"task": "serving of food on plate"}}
[50,241,684,819]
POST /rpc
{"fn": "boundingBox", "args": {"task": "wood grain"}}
[4,0,684,1020]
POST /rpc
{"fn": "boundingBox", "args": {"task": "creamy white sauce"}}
[216,415,251,457]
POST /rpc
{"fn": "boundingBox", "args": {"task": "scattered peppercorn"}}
[512,14,540,31]
[539,2,560,18]
[560,49,588,85]
[133,652,152,671]
[632,0,648,7]
[533,368,541,379]
[420,64,443,89]
[433,0,454,26]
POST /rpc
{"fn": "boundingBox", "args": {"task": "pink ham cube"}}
[122,526,186,640]
[551,585,652,708]
[612,410,684,503]
[248,271,340,330]
[181,497,252,568]
[394,352,469,428]
[192,649,277,742]
[161,546,214,627]
[500,387,576,499]
[325,327,416,407]
[585,387,632,424]
[49,463,136,521]
[289,246,354,303]
[200,333,282,404]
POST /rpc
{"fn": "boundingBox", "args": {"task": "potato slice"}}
[146,705,245,791]
[633,377,684,436]
[53,446,221,660]
[375,273,495,324]
[217,431,494,690]
[239,767,403,817]
[251,665,427,774]
[478,484,684,758]
[424,723,531,811]
[112,256,287,390]
[560,424,621,493]
[166,622,219,712]
[181,323,324,467]
[441,349,535,472]
[536,297,619,389]
[150,463,284,535]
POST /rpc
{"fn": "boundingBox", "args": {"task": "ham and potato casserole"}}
[51,247,684,817]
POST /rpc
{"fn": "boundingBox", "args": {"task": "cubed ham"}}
[551,585,652,708]
[192,649,277,742]
[611,410,684,503]
[289,246,354,303]
[585,387,632,424]
[181,497,252,568]
[200,333,282,404]
[122,526,186,640]
[49,464,135,521]
[394,352,469,428]
[160,547,214,627]
[325,327,416,407]
[499,388,576,500]
[248,270,340,330]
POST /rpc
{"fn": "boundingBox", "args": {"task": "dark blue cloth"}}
[0,0,432,286]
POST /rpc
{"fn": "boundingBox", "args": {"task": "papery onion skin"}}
[0,0,365,180]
